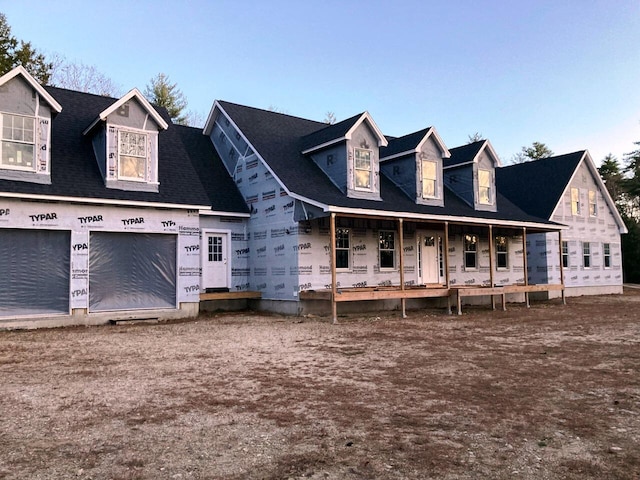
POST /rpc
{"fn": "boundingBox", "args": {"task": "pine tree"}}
[144,73,188,125]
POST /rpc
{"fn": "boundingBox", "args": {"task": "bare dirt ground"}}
[1,290,639,480]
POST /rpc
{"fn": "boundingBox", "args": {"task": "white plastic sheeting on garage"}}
[89,232,176,312]
[0,228,71,316]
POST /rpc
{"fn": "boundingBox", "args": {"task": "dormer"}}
[379,127,450,207]
[83,89,168,192]
[445,140,501,212]
[301,112,388,201]
[0,66,62,185]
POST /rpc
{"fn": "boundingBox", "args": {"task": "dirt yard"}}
[1,291,639,480]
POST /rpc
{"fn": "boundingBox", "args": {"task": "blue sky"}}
[2,0,639,164]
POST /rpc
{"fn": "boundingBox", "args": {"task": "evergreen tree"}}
[0,13,51,83]
[144,73,188,125]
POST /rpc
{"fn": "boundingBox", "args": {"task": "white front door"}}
[202,231,229,290]
[418,233,440,284]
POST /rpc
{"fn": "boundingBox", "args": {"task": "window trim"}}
[582,241,591,269]
[421,159,438,199]
[603,243,611,269]
[588,190,597,217]
[571,187,581,216]
[478,168,492,205]
[335,228,351,271]
[495,235,508,270]
[464,233,478,270]
[354,147,373,191]
[0,112,37,172]
[562,240,569,269]
[379,230,396,270]
[117,128,149,182]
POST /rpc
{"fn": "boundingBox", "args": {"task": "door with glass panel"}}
[202,232,229,290]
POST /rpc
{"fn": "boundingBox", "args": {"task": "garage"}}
[89,232,177,312]
[0,228,71,317]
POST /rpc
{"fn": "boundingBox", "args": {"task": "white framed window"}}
[571,187,580,215]
[1,113,36,171]
[354,148,372,190]
[379,231,396,269]
[118,130,148,181]
[495,235,508,269]
[421,159,438,198]
[562,240,569,268]
[478,169,492,204]
[589,190,597,217]
[603,243,611,268]
[335,228,350,270]
[464,234,478,270]
[582,242,591,268]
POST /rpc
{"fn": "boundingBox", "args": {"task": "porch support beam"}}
[488,225,497,310]
[330,212,338,324]
[444,221,451,314]
[559,230,566,305]
[522,227,530,308]
[398,218,406,318]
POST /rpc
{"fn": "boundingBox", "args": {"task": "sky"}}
[2,0,639,165]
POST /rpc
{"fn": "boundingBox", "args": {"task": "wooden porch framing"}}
[306,212,565,323]
[200,291,262,301]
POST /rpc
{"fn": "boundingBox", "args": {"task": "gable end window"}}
[495,235,508,269]
[379,231,396,269]
[118,130,148,181]
[478,169,492,204]
[354,148,372,190]
[562,240,569,268]
[464,234,478,270]
[571,187,580,215]
[1,113,35,171]
[335,228,350,270]
[588,190,597,217]
[421,159,438,198]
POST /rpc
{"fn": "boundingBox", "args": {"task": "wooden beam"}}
[488,225,495,309]
[444,222,451,314]
[200,291,261,301]
[330,212,338,324]
[522,227,529,308]
[559,230,566,305]
[398,218,406,317]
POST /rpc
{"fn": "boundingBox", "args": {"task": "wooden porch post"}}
[398,218,406,318]
[488,225,496,310]
[444,221,451,314]
[330,212,338,324]
[559,230,566,305]
[522,227,529,308]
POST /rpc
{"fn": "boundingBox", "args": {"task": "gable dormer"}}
[301,112,388,201]
[445,140,501,212]
[379,126,450,207]
[0,66,62,185]
[83,89,168,192]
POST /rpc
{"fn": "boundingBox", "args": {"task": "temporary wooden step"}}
[199,291,262,301]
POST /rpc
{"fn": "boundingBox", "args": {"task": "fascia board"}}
[479,140,502,167]
[202,100,220,136]
[301,137,346,155]
[345,112,389,147]
[198,209,251,218]
[416,127,451,158]
[0,191,210,210]
[0,66,62,113]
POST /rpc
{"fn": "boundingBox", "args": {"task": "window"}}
[603,243,611,268]
[379,231,396,269]
[495,236,508,269]
[589,190,597,216]
[421,159,437,198]
[118,130,147,180]
[562,241,569,268]
[1,113,35,171]
[571,187,580,215]
[583,242,591,268]
[478,169,492,204]
[208,236,223,262]
[354,148,372,190]
[335,228,350,270]
[464,234,478,269]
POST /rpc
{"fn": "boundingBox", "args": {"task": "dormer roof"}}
[301,111,388,154]
[0,65,62,113]
[82,88,169,135]
[445,139,502,169]
[380,126,450,161]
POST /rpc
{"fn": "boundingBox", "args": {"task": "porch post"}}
[444,221,451,315]
[398,218,406,318]
[488,225,496,310]
[558,230,566,305]
[330,212,338,324]
[522,227,529,308]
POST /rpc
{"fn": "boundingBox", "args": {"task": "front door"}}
[418,233,440,284]
[202,231,229,290]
